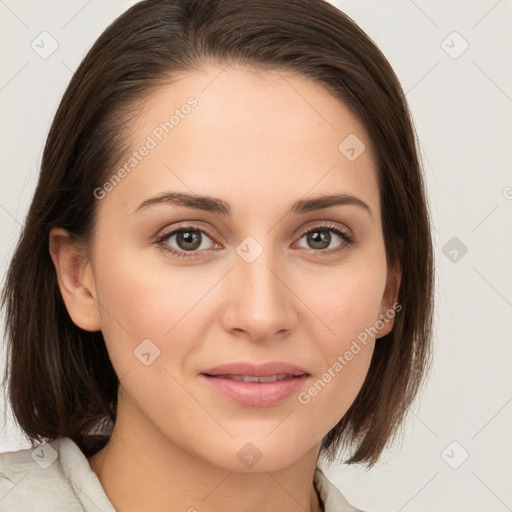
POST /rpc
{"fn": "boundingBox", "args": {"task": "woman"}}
[0,0,434,510]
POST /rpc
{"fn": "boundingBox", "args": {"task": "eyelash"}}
[154,222,354,259]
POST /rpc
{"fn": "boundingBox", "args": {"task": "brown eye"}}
[156,225,219,258]
[304,230,333,250]
[173,230,204,251]
[295,224,353,255]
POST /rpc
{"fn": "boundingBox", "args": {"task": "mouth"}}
[202,373,307,383]
[201,360,309,379]
[199,362,310,407]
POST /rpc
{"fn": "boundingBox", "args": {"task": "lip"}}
[201,361,309,377]
[200,361,310,407]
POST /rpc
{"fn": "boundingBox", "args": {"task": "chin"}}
[196,434,316,473]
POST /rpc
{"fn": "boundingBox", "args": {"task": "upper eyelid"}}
[157,222,218,242]
[297,220,352,237]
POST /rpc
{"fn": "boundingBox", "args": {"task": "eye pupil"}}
[308,230,330,249]
[177,230,202,251]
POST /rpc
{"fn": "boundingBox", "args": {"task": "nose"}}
[221,245,297,343]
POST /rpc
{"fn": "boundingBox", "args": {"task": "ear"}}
[49,227,101,332]
[374,258,402,339]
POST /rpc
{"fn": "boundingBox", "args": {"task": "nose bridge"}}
[224,239,294,340]
[243,249,281,301]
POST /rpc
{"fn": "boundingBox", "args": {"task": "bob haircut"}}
[1,0,434,469]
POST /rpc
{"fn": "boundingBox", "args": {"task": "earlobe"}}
[49,227,101,332]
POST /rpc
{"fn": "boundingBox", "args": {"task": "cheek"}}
[92,242,217,374]
[292,260,385,415]
[298,258,387,345]
[296,284,378,433]
[297,340,374,430]
[92,253,214,430]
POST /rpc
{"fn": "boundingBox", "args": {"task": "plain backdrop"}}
[1,1,511,511]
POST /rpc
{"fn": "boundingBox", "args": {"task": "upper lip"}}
[201,361,309,377]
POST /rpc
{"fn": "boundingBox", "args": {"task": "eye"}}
[155,221,353,259]
[295,222,353,256]
[155,225,220,258]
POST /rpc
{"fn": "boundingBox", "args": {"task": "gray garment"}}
[0,437,366,511]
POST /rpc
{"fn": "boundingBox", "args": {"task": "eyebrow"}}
[133,191,373,218]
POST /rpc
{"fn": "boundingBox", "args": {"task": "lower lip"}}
[200,374,310,407]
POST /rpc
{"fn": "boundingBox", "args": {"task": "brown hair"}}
[1,0,434,468]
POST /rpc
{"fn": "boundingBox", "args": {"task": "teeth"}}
[225,374,291,383]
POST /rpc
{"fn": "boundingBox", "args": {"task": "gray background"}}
[1,1,511,511]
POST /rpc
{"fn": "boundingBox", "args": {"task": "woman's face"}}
[84,63,398,472]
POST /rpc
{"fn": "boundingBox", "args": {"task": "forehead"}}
[98,63,380,220]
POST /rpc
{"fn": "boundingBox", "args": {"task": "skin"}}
[50,63,400,512]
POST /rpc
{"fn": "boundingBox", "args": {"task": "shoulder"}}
[0,437,114,512]
[314,465,371,512]
[0,438,83,511]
